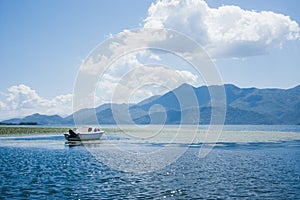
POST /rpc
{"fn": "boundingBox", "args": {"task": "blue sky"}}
[0,0,299,120]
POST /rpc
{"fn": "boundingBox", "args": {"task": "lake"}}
[0,125,300,199]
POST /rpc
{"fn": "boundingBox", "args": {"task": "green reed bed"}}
[0,126,124,137]
[0,126,70,136]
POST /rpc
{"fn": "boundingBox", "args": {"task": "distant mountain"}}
[128,83,300,125]
[2,113,64,125]
[2,84,300,125]
[225,84,300,124]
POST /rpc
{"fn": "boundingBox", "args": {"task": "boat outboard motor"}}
[69,129,77,138]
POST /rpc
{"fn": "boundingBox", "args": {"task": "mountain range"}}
[2,84,300,125]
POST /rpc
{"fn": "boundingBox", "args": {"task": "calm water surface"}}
[0,126,300,199]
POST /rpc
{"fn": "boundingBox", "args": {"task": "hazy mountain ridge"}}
[2,113,64,125]
[2,84,300,125]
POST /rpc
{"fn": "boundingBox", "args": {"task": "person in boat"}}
[69,129,77,138]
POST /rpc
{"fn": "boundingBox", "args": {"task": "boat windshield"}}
[76,127,101,133]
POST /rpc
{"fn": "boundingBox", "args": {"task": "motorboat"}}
[64,126,104,141]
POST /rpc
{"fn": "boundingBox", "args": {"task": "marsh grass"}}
[0,126,70,136]
[0,126,121,137]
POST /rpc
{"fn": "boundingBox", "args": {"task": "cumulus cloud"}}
[74,0,300,109]
[96,52,200,104]
[0,84,72,120]
[0,101,6,110]
[78,0,300,108]
[77,28,211,105]
[113,65,198,103]
[144,0,300,58]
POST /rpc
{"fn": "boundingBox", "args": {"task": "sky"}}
[0,0,299,120]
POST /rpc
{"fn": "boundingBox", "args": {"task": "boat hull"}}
[64,131,104,141]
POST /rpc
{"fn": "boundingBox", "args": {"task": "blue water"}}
[0,126,300,199]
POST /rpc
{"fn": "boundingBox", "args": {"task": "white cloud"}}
[76,0,300,109]
[149,53,162,61]
[0,84,72,120]
[77,28,207,104]
[0,101,6,110]
[98,63,199,104]
[144,0,300,58]
[175,70,198,84]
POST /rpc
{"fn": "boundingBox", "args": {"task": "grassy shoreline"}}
[0,126,120,137]
[0,126,70,136]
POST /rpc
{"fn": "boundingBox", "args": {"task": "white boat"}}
[64,126,104,141]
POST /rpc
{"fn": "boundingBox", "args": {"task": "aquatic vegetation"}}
[0,126,70,136]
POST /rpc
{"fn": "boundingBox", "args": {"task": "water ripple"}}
[0,130,300,199]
